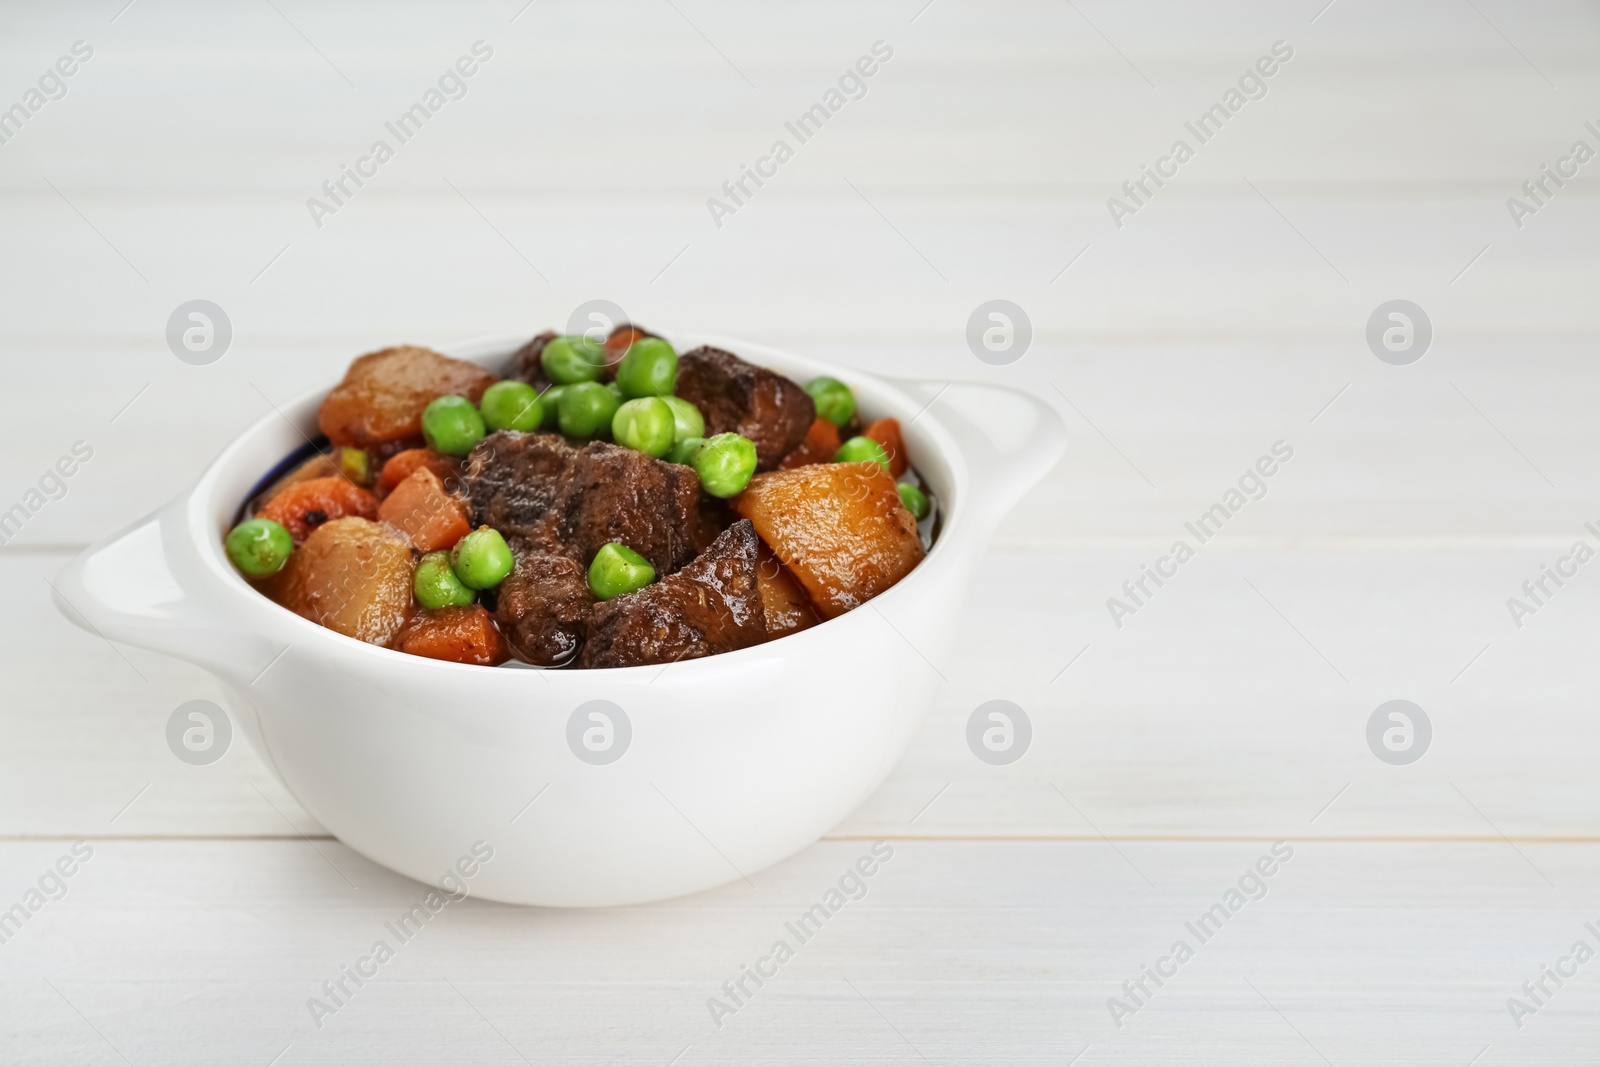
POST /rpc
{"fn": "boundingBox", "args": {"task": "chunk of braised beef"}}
[692,496,738,556]
[577,520,766,669]
[673,346,815,471]
[462,431,580,542]
[463,432,706,575]
[492,544,593,666]
[551,440,705,573]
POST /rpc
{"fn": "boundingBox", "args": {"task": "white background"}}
[3,0,1599,1063]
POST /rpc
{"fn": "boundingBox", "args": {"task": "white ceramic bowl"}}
[55,334,1064,906]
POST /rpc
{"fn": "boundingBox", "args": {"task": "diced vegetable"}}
[397,605,509,665]
[541,335,604,384]
[732,462,925,618]
[413,551,476,609]
[615,338,677,398]
[862,417,908,478]
[588,542,656,600]
[692,432,758,497]
[612,397,676,457]
[897,482,930,521]
[318,345,497,448]
[603,325,649,376]
[779,417,841,469]
[377,448,459,496]
[262,517,414,645]
[559,381,622,438]
[479,380,544,432]
[421,395,486,456]
[834,436,891,471]
[451,527,514,590]
[805,377,855,427]
[662,396,705,443]
[377,467,471,552]
[225,518,293,577]
[754,542,820,637]
[255,476,379,544]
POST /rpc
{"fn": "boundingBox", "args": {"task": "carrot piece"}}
[377,467,471,552]
[862,417,908,478]
[778,417,842,469]
[255,476,378,545]
[397,605,509,666]
[603,325,650,377]
[378,448,459,496]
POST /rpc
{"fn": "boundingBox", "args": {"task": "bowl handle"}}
[887,377,1067,525]
[53,503,274,676]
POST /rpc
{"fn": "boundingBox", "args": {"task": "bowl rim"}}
[181,330,975,679]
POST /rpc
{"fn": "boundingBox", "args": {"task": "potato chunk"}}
[318,345,498,448]
[732,463,924,618]
[264,517,414,645]
[755,542,820,637]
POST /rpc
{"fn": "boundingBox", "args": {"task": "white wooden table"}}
[4,1,1599,1062]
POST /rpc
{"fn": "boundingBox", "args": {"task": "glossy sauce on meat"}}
[674,346,815,470]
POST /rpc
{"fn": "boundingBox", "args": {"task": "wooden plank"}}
[0,838,1595,1063]
[3,191,1590,344]
[0,0,1592,191]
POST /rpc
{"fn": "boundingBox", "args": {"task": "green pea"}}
[667,435,705,466]
[451,527,514,590]
[479,380,544,432]
[614,337,677,398]
[538,384,569,429]
[806,377,856,427]
[835,435,891,470]
[225,518,292,577]
[897,482,930,520]
[421,395,486,456]
[662,396,705,442]
[414,550,476,608]
[692,432,758,498]
[612,397,676,457]
[540,335,604,384]
[588,542,656,600]
[558,381,623,438]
